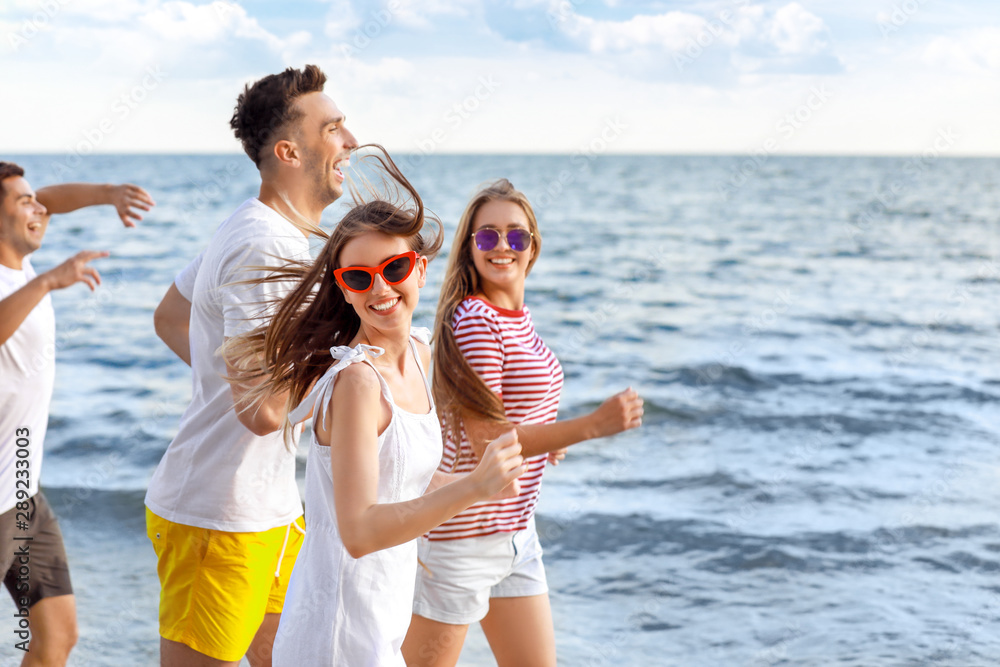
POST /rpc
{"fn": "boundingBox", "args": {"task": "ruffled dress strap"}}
[410,326,431,346]
[408,327,434,410]
[288,343,384,427]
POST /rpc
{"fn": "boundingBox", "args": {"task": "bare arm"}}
[224,349,292,437]
[325,364,524,559]
[35,183,155,227]
[0,251,108,346]
[153,283,192,366]
[464,388,644,460]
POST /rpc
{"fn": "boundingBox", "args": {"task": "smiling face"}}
[336,231,426,338]
[470,199,535,308]
[0,176,49,269]
[293,91,358,207]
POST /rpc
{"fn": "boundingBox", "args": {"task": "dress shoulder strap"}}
[408,327,434,411]
[288,343,387,428]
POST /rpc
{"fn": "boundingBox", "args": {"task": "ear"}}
[416,255,428,288]
[272,139,300,167]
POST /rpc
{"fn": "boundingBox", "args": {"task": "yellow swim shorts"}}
[145,508,305,662]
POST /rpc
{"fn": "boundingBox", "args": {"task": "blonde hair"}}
[432,179,542,453]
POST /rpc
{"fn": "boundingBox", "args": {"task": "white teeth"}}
[371,297,399,312]
[490,258,513,265]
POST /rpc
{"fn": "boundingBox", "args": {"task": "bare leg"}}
[160,637,239,667]
[20,594,77,667]
[245,613,280,667]
[402,614,469,667]
[479,594,556,667]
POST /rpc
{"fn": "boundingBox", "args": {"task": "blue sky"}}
[2,0,998,155]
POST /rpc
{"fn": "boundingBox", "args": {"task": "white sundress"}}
[272,328,442,667]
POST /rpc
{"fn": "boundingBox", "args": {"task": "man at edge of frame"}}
[0,161,154,667]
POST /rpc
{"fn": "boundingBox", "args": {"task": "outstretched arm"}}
[35,183,155,226]
[325,363,524,559]
[464,387,644,460]
[0,251,108,346]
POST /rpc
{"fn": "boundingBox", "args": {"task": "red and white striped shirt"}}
[429,296,563,541]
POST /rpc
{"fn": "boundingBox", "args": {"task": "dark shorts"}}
[0,491,73,608]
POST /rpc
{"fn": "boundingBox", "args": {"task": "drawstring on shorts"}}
[275,518,306,578]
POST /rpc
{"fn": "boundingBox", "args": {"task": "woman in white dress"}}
[225,149,525,666]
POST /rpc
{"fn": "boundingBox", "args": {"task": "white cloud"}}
[547,2,840,79]
[391,0,477,28]
[561,11,710,54]
[768,2,829,55]
[323,0,477,39]
[923,27,1000,74]
[139,1,281,47]
[323,0,362,40]
[3,0,298,76]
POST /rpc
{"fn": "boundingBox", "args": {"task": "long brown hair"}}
[432,179,542,450]
[225,145,442,444]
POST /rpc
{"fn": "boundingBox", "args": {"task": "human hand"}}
[489,477,521,501]
[591,387,644,438]
[469,429,525,499]
[547,447,568,466]
[42,250,110,292]
[110,183,155,227]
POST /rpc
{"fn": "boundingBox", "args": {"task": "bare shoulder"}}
[333,362,381,400]
[317,362,383,443]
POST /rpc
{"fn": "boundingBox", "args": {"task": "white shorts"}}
[412,517,549,625]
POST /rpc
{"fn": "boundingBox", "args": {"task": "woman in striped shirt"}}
[402,179,644,667]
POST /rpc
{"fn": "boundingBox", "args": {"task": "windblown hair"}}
[224,145,442,445]
[432,179,542,450]
[230,64,328,168]
[0,162,25,201]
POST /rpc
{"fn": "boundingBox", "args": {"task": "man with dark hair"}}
[146,64,357,667]
[0,161,153,666]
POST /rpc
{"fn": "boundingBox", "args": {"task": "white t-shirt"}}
[145,198,310,532]
[0,258,55,515]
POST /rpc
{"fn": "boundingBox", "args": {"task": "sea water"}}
[2,153,999,666]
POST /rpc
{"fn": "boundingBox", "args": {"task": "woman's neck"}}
[354,324,410,372]
[476,284,525,311]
